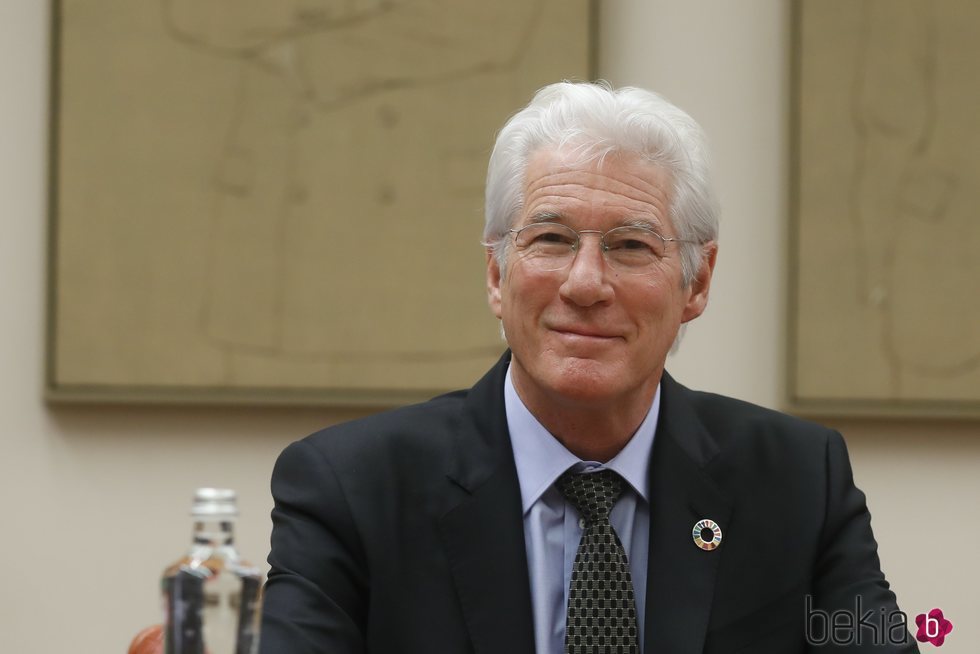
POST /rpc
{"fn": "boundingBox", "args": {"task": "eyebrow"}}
[526,211,665,232]
[527,211,565,225]
[620,216,666,232]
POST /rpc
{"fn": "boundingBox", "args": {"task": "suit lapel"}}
[438,353,535,654]
[645,373,732,654]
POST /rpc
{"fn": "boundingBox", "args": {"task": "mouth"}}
[550,326,622,341]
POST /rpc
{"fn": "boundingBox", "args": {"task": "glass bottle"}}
[161,488,263,654]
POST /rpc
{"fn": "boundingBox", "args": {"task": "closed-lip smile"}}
[550,325,621,339]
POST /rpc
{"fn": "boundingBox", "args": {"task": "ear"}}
[486,247,503,319]
[681,242,718,323]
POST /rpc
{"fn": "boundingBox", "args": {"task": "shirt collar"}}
[505,364,659,515]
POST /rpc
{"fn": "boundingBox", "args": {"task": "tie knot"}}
[557,468,625,525]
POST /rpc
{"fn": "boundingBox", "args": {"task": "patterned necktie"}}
[557,469,639,654]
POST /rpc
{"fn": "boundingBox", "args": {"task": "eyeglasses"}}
[506,222,694,274]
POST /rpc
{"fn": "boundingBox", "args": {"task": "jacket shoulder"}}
[689,387,834,436]
[294,389,469,467]
[678,386,842,466]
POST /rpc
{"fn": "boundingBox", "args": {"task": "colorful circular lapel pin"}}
[692,518,722,551]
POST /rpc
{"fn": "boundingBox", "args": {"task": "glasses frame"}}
[505,221,697,274]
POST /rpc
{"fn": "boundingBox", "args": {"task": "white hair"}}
[484,81,719,286]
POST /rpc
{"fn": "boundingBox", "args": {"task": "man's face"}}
[486,147,716,410]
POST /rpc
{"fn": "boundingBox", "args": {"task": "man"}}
[261,82,915,653]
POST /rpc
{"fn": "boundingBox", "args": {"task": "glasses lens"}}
[512,223,577,270]
[603,226,666,272]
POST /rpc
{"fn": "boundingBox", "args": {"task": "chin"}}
[541,360,630,404]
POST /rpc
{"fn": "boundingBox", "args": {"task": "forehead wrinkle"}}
[523,183,670,231]
[524,171,671,223]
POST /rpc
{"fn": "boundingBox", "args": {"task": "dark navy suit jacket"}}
[260,352,916,653]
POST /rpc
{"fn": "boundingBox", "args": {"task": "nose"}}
[558,234,615,306]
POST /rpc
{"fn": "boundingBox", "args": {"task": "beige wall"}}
[0,0,975,651]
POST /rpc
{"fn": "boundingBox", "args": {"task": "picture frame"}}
[47,0,597,406]
[788,0,980,418]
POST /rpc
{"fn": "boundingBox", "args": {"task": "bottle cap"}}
[190,488,239,518]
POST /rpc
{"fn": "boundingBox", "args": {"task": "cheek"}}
[629,282,688,331]
[630,276,674,305]
[503,267,556,309]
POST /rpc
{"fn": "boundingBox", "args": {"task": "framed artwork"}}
[789,0,980,417]
[48,0,596,406]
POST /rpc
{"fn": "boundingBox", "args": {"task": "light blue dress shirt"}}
[504,365,659,654]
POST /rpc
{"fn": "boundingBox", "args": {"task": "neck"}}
[510,367,658,463]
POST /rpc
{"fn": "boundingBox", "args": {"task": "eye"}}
[516,224,576,249]
[618,238,655,251]
[605,230,658,252]
[604,227,666,261]
[533,229,575,245]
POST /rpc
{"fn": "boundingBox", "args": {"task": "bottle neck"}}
[192,518,236,548]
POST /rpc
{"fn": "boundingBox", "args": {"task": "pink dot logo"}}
[914,608,952,647]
